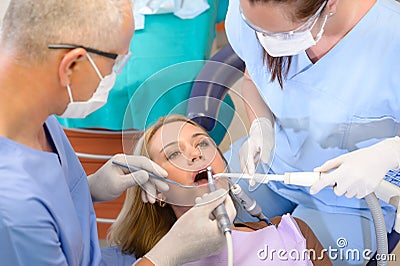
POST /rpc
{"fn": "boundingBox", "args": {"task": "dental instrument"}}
[214,171,322,186]
[230,183,272,225]
[207,166,232,234]
[112,161,195,188]
[207,166,233,266]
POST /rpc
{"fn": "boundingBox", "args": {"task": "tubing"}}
[365,193,388,266]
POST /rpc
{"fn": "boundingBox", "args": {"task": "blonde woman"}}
[109,115,331,265]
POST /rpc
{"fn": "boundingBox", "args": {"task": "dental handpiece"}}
[230,184,272,225]
[207,166,232,234]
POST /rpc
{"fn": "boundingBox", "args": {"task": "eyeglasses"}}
[239,1,327,39]
[48,43,132,74]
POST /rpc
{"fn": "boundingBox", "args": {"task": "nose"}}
[188,146,203,163]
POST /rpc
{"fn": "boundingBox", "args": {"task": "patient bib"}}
[185,214,312,265]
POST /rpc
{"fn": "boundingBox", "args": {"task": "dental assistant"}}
[0,1,234,265]
[224,0,400,264]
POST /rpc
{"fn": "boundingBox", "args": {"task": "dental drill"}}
[206,166,233,266]
[230,183,273,225]
[206,166,232,234]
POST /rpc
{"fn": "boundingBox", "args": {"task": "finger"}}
[195,189,227,207]
[314,156,344,172]
[310,173,336,194]
[224,195,237,222]
[141,190,149,203]
[345,189,357,199]
[247,141,258,176]
[239,141,250,174]
[333,184,346,197]
[259,144,271,164]
[121,155,168,177]
[194,193,209,204]
[151,178,169,192]
[142,182,157,204]
[123,170,149,187]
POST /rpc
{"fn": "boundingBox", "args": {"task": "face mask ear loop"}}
[86,53,104,80]
[315,14,329,42]
[66,84,74,103]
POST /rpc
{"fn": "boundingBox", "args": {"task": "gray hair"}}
[0,0,132,62]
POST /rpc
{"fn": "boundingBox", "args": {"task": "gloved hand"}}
[87,154,169,203]
[239,117,274,176]
[310,137,400,199]
[144,189,236,266]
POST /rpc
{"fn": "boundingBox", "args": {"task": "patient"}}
[109,115,331,265]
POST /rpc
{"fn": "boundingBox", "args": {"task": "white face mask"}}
[257,14,328,57]
[60,54,117,118]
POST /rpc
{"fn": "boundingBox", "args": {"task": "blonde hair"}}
[108,115,212,257]
[0,0,132,62]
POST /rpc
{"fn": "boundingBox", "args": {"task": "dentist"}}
[0,0,234,265]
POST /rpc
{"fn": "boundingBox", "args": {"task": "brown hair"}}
[108,115,227,257]
[249,0,326,88]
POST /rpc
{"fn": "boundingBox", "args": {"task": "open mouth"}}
[193,169,210,186]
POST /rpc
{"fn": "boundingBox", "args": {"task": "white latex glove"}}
[239,117,274,176]
[310,137,400,199]
[88,154,169,203]
[144,189,236,266]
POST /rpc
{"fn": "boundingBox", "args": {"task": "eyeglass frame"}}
[239,1,327,39]
[48,43,132,74]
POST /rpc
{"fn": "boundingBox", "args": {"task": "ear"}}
[58,48,87,87]
[326,0,339,14]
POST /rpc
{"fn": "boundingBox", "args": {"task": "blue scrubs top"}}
[225,0,400,231]
[0,116,101,265]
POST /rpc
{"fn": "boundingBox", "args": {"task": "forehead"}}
[240,0,301,32]
[149,121,207,149]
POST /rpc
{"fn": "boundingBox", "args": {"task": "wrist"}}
[374,137,400,170]
[145,239,179,266]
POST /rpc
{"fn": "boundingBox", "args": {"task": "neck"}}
[307,0,376,62]
[0,51,56,151]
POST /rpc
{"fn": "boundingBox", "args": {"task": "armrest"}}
[375,180,400,233]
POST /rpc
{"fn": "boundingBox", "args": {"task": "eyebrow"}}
[159,132,209,153]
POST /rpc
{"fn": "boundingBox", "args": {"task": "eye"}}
[197,139,210,148]
[166,150,181,160]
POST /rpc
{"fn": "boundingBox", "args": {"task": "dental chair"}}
[186,43,400,266]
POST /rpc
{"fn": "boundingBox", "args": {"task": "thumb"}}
[310,173,336,194]
[195,189,228,213]
[314,156,343,173]
[259,142,272,164]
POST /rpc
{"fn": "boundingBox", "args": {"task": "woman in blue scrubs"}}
[224,0,400,265]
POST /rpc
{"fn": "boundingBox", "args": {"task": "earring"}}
[158,198,166,208]
[157,192,167,207]
[329,11,335,17]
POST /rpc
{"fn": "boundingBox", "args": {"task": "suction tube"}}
[365,193,388,266]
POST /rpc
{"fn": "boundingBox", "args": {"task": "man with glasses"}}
[0,1,234,265]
